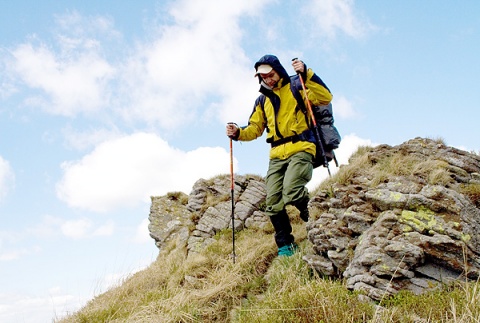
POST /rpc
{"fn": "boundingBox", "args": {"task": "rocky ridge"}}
[148,137,480,300]
[149,174,269,254]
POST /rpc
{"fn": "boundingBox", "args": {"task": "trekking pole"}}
[292,58,331,176]
[229,134,236,264]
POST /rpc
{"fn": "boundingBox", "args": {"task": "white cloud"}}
[333,133,377,165]
[26,215,63,238]
[0,156,15,201]
[308,133,377,189]
[0,244,41,262]
[56,132,232,213]
[333,95,358,119]
[0,215,115,262]
[4,12,119,117]
[0,57,17,99]
[116,0,268,129]
[60,218,93,239]
[61,126,123,152]
[0,248,29,261]
[3,1,272,129]
[0,231,25,262]
[27,215,115,240]
[53,11,121,42]
[11,42,115,116]
[304,0,375,39]
[133,218,151,244]
[93,220,115,237]
[0,289,81,323]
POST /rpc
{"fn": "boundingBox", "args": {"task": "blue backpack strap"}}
[253,94,269,134]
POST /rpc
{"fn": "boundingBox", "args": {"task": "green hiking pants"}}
[264,151,313,217]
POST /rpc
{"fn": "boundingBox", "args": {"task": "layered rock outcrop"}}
[148,137,480,300]
[149,174,268,254]
[304,137,480,300]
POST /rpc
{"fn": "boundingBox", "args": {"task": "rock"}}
[148,193,192,249]
[303,254,336,276]
[149,175,267,255]
[307,137,480,300]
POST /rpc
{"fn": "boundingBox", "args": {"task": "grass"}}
[57,214,480,323]
[459,183,480,208]
[313,142,461,197]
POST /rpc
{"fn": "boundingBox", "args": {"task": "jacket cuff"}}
[233,128,240,140]
[229,128,240,141]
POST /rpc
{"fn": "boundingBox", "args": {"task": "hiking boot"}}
[277,243,298,257]
[269,210,294,248]
[299,207,309,222]
[295,197,310,222]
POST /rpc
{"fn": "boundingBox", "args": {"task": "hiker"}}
[226,54,333,256]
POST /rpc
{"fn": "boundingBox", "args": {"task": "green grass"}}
[57,217,480,323]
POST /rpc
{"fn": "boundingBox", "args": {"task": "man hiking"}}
[226,54,333,256]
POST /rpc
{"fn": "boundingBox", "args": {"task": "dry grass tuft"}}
[314,143,466,196]
[459,183,480,208]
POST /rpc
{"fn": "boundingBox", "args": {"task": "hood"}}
[254,54,290,86]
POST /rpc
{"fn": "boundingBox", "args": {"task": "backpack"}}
[308,102,341,168]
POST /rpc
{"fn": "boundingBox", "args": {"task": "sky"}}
[0,0,479,321]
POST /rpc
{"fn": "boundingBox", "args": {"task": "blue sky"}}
[1,0,479,321]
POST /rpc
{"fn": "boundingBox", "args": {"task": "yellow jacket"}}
[238,67,332,160]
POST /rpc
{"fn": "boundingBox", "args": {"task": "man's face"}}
[260,70,280,88]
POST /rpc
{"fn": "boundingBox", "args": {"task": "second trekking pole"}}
[292,58,331,176]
